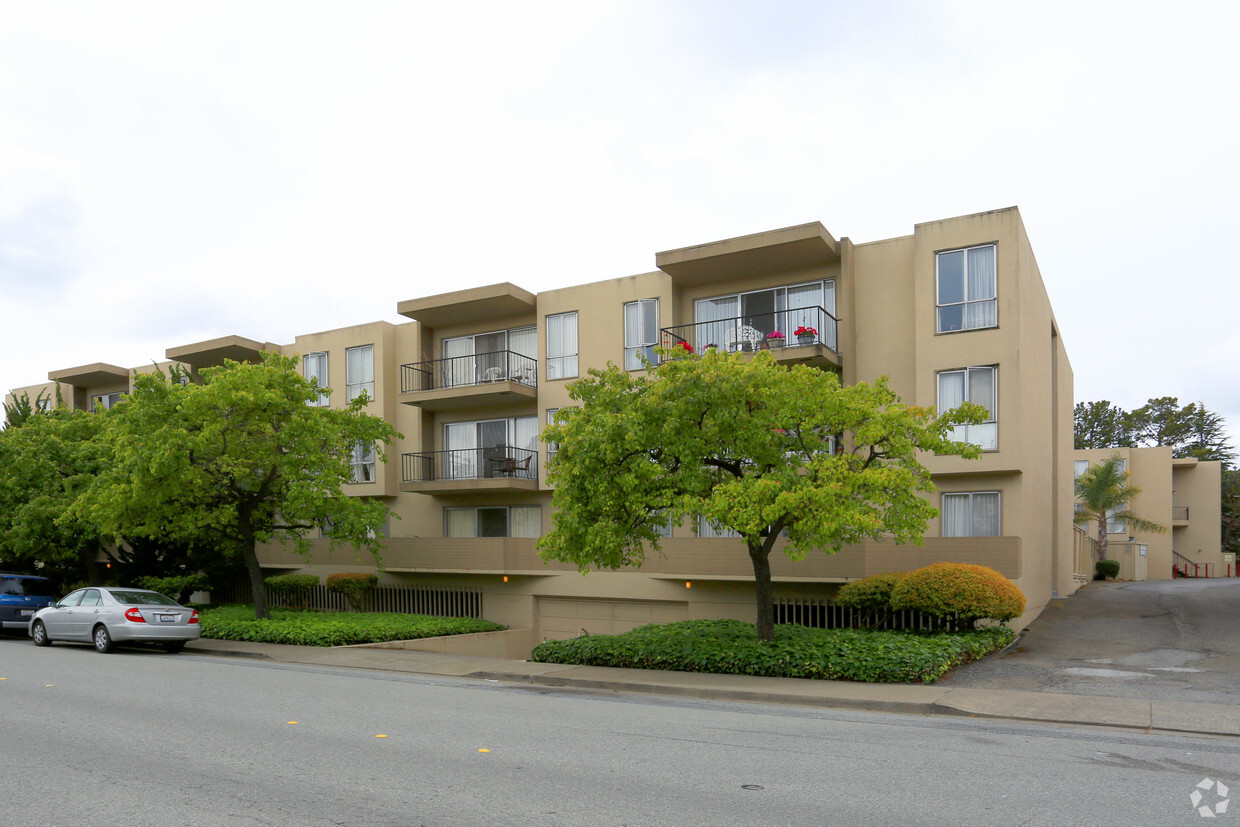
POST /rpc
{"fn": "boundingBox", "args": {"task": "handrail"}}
[402,446,538,483]
[400,350,537,394]
[660,305,838,355]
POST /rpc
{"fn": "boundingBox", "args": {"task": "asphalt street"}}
[3,638,1239,826]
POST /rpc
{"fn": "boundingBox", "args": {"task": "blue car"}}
[0,573,56,633]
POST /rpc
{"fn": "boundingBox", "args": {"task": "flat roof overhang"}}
[47,363,130,388]
[396,283,537,328]
[656,222,840,285]
[165,335,273,369]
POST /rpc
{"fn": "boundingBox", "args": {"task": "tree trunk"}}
[1096,516,1108,561]
[238,510,269,620]
[748,542,775,641]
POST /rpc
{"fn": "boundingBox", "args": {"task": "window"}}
[1074,459,1089,480]
[350,442,375,484]
[91,392,125,412]
[443,416,539,479]
[304,352,329,407]
[545,408,560,460]
[442,327,537,387]
[696,516,741,538]
[942,492,1001,537]
[624,299,660,369]
[937,244,996,333]
[546,312,578,379]
[695,280,836,352]
[346,345,374,402]
[444,506,541,538]
[938,366,997,450]
[36,397,51,412]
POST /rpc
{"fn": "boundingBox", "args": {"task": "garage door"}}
[537,598,688,641]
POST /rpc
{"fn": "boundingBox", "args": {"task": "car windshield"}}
[108,590,181,606]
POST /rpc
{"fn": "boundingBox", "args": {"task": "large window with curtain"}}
[304,352,329,407]
[444,506,541,538]
[942,492,1001,537]
[346,345,374,402]
[349,441,375,483]
[546,312,578,379]
[624,299,659,370]
[937,366,998,450]
[443,416,538,479]
[442,326,537,388]
[694,280,836,352]
[937,244,997,333]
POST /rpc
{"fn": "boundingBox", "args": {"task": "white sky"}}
[2,1,1238,449]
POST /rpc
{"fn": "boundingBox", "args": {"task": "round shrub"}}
[265,574,320,609]
[1095,559,1120,580]
[326,572,378,612]
[889,563,1025,628]
[836,572,905,612]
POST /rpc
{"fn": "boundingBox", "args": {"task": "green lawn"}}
[198,605,505,647]
[529,619,1014,684]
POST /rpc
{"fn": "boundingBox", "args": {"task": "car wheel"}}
[31,620,51,647]
[93,624,114,653]
[161,641,185,654]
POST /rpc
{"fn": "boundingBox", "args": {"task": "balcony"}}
[398,350,538,410]
[401,447,539,495]
[660,306,840,369]
[1172,505,1190,526]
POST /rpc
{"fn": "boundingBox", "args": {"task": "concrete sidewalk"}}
[184,637,1240,738]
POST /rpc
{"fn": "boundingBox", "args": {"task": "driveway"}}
[945,578,1240,704]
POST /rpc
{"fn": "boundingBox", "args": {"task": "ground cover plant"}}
[529,619,1014,684]
[198,605,504,647]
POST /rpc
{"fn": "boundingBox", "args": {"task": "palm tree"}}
[1074,454,1166,561]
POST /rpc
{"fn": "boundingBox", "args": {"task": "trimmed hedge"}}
[1095,559,1120,579]
[836,572,905,617]
[198,606,505,647]
[889,563,1025,627]
[529,619,1014,684]
[135,575,210,604]
[326,572,377,612]
[265,574,319,609]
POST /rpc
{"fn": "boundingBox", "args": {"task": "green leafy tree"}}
[74,353,400,619]
[1073,400,1134,450]
[1222,468,1240,555]
[537,348,984,641]
[3,388,53,429]
[1073,453,1166,561]
[0,407,110,585]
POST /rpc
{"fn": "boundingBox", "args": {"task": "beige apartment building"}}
[1074,447,1224,581]
[10,206,1084,652]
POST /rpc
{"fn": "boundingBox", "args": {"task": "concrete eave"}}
[47,363,130,388]
[166,335,274,369]
[655,222,840,285]
[397,283,537,328]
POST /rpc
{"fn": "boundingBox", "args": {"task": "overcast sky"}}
[2,1,1237,448]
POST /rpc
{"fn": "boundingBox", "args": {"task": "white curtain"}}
[442,337,473,388]
[695,296,738,351]
[346,345,374,401]
[507,327,537,381]
[966,246,997,328]
[972,493,1001,536]
[513,416,538,454]
[509,506,541,538]
[547,313,579,379]
[444,508,476,538]
[303,352,329,406]
[942,494,971,537]
[624,300,658,369]
[444,422,477,479]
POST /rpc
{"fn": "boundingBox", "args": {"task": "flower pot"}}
[767,337,785,349]
[797,334,814,346]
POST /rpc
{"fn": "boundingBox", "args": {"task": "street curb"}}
[468,670,938,715]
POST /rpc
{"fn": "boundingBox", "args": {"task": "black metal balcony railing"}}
[402,446,539,484]
[400,350,538,394]
[1172,506,1190,521]
[660,306,838,356]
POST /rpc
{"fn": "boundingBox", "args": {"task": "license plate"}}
[20,609,33,617]
[158,614,177,623]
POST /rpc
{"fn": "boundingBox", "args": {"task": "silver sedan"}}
[29,587,201,653]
